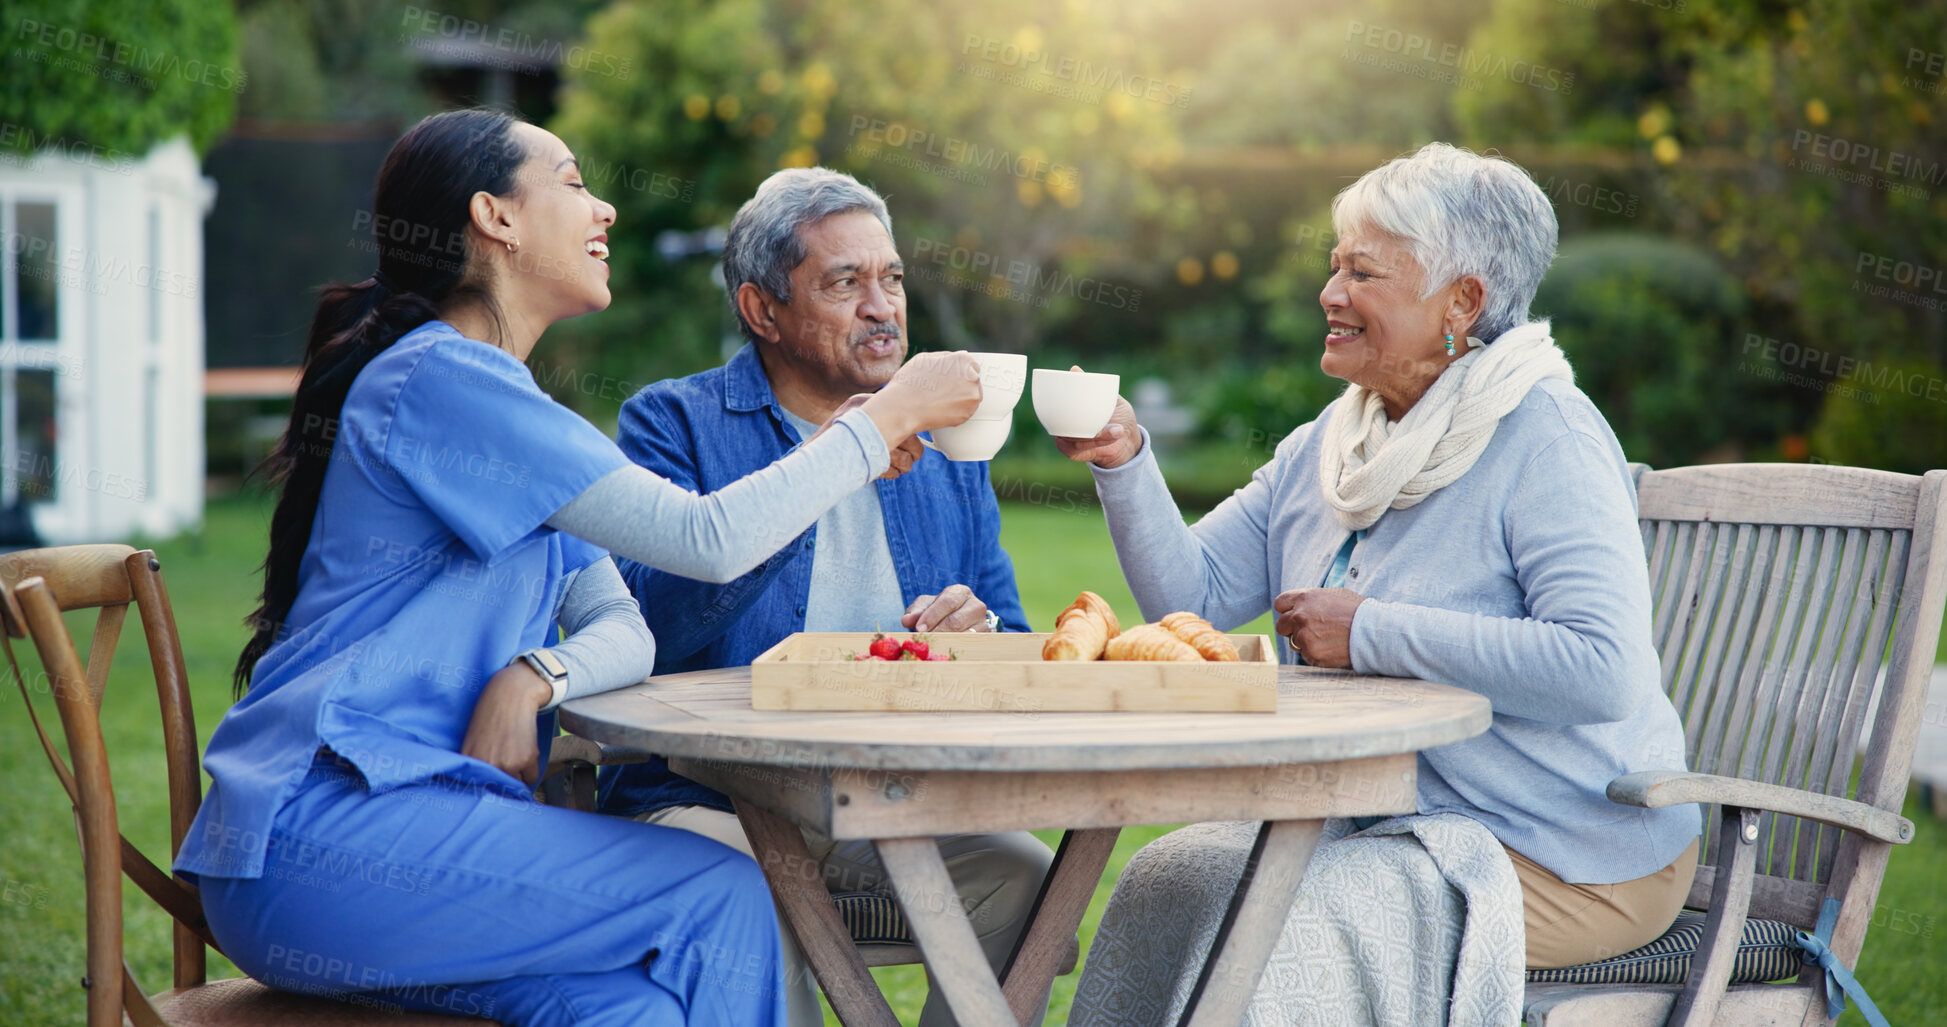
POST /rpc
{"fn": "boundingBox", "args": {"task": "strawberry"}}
[901,637,931,660]
[868,635,902,661]
[924,652,950,661]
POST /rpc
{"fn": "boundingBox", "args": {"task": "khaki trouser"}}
[1511,837,1701,968]
[643,804,1055,1027]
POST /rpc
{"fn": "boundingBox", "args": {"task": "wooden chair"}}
[1522,464,1947,1026]
[0,545,493,1026]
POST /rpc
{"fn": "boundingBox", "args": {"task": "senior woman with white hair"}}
[1057,143,1700,1022]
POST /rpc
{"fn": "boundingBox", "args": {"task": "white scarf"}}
[1317,321,1573,531]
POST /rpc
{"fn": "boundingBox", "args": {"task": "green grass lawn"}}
[1,491,1942,1025]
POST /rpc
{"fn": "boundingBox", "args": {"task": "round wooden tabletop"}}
[560,666,1492,772]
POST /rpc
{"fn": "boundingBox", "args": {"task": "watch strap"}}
[519,648,570,710]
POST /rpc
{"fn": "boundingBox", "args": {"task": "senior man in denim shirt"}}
[599,167,1052,1027]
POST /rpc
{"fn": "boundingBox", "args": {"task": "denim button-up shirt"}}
[599,344,1029,816]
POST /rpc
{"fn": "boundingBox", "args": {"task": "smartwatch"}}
[518,648,570,710]
[984,610,1003,632]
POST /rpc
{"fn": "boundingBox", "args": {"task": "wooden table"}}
[560,666,1491,1027]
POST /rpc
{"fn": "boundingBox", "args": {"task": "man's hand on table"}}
[1273,587,1366,668]
[461,662,551,787]
[902,584,993,632]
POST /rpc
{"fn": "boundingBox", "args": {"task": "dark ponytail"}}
[235,109,529,695]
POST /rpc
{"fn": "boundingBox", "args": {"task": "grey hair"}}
[722,167,893,341]
[1330,142,1557,343]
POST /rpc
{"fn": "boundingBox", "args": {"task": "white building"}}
[0,135,213,544]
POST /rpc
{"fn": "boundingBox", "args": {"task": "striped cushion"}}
[1525,911,1801,985]
[833,891,914,945]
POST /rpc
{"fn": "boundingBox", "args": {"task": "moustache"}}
[853,324,903,345]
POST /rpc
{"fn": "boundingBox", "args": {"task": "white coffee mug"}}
[966,352,1027,420]
[923,416,1013,461]
[1032,368,1121,438]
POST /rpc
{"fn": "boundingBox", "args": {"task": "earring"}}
[1444,333,1455,356]
[506,238,519,254]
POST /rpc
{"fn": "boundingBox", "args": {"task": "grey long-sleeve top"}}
[1090,378,1699,883]
[536,407,893,705]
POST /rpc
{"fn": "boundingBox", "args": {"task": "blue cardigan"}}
[1092,377,1699,884]
[599,343,1029,816]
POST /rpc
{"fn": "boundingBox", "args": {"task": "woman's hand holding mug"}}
[861,350,984,454]
[1053,367,1142,469]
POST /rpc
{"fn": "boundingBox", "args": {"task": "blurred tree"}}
[0,0,241,157]
[1452,0,1946,470]
[547,0,1199,409]
[534,0,1939,473]
[233,0,418,121]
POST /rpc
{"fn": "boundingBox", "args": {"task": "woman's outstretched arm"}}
[547,351,982,583]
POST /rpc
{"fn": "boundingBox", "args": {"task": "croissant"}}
[1104,623,1204,662]
[1159,611,1239,662]
[1042,590,1122,661]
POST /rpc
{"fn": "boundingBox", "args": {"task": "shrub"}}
[1809,359,1947,474]
[1533,232,1789,467]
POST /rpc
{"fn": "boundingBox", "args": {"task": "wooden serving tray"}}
[749,631,1278,712]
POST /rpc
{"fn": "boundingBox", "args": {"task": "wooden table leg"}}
[1177,818,1325,1027]
[999,827,1120,1024]
[875,836,1021,1027]
[732,799,899,1027]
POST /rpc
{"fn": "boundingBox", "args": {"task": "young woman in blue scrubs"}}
[173,110,980,1026]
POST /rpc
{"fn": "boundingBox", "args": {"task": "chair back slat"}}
[84,603,128,708]
[1647,521,1698,690]
[1667,523,1737,728]
[1644,520,1686,659]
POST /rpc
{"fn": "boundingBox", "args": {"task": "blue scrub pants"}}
[199,756,787,1026]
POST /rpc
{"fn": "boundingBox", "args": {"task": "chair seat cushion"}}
[1523,910,1802,985]
[832,889,914,945]
[151,976,499,1025]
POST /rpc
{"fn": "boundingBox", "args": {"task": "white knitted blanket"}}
[1068,814,1525,1027]
[1319,322,1574,530]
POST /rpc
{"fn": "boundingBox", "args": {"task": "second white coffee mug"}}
[1031,368,1120,438]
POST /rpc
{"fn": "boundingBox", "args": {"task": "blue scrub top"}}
[177,321,628,880]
